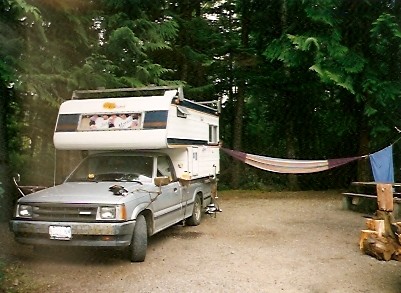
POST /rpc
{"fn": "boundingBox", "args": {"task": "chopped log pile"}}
[359,183,401,261]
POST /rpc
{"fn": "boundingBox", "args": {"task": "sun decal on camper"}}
[103,102,116,109]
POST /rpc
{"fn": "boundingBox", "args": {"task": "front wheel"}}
[129,214,147,262]
[186,194,202,226]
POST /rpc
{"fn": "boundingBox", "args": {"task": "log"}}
[358,188,401,261]
[360,211,401,261]
[375,210,396,238]
[365,219,385,237]
[360,230,377,250]
[390,222,401,244]
[392,246,401,261]
[360,231,396,261]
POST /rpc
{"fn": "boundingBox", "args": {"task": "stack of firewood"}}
[359,183,401,261]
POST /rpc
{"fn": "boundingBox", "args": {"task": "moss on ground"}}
[0,258,44,293]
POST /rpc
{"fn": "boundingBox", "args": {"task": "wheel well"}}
[139,209,153,236]
[196,191,203,207]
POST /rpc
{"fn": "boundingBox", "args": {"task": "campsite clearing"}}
[1,190,401,293]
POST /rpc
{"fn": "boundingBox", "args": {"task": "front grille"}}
[30,203,98,222]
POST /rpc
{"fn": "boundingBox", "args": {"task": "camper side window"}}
[209,125,218,144]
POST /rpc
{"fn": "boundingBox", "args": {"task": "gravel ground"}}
[2,190,401,293]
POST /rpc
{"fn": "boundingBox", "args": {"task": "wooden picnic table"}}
[351,181,401,187]
[342,182,401,218]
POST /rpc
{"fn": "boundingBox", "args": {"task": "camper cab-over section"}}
[53,86,220,180]
[54,86,220,151]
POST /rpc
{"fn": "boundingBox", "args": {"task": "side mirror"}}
[13,173,21,183]
[13,173,26,197]
[154,176,171,187]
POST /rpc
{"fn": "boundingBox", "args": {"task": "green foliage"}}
[309,64,356,93]
[108,26,146,58]
[3,0,401,190]
[69,54,120,89]
[303,0,339,27]
[371,13,401,39]
[256,0,401,186]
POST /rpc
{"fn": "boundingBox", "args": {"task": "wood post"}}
[376,183,393,212]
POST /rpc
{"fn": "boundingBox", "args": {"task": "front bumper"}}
[9,220,136,247]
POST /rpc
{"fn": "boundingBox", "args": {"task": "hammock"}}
[221,148,366,174]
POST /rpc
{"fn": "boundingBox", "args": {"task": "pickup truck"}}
[10,150,215,262]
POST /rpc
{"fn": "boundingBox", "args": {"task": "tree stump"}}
[359,184,401,261]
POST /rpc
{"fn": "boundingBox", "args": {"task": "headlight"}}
[97,205,126,220]
[17,205,33,218]
[100,207,116,219]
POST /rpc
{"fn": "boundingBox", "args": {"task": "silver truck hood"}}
[18,182,154,205]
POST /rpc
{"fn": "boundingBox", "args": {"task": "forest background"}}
[1,0,401,221]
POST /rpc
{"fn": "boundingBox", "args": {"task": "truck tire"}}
[129,214,147,262]
[186,194,202,226]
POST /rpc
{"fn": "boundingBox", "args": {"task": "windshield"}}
[67,154,154,183]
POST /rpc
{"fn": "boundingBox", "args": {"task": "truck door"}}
[152,155,183,232]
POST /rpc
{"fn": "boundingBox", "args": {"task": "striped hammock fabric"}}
[221,148,365,174]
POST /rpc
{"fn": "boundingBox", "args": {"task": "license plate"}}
[49,225,72,240]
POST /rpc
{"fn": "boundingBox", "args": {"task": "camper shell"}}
[53,86,220,179]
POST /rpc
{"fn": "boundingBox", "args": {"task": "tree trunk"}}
[231,83,245,188]
[231,0,250,188]
[357,117,371,182]
[281,0,299,190]
[286,121,299,190]
[0,86,13,222]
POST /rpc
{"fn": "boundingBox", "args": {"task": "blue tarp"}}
[369,145,394,183]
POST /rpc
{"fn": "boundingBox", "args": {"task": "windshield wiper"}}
[115,173,144,185]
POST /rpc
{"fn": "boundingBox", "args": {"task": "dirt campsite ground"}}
[1,190,401,293]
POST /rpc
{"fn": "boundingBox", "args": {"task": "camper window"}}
[157,155,174,179]
[77,113,141,131]
[209,125,218,143]
[55,114,80,132]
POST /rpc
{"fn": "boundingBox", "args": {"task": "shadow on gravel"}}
[5,223,206,266]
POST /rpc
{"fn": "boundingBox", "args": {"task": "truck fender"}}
[130,203,153,220]
[190,186,204,205]
[130,204,155,236]
[189,181,213,207]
